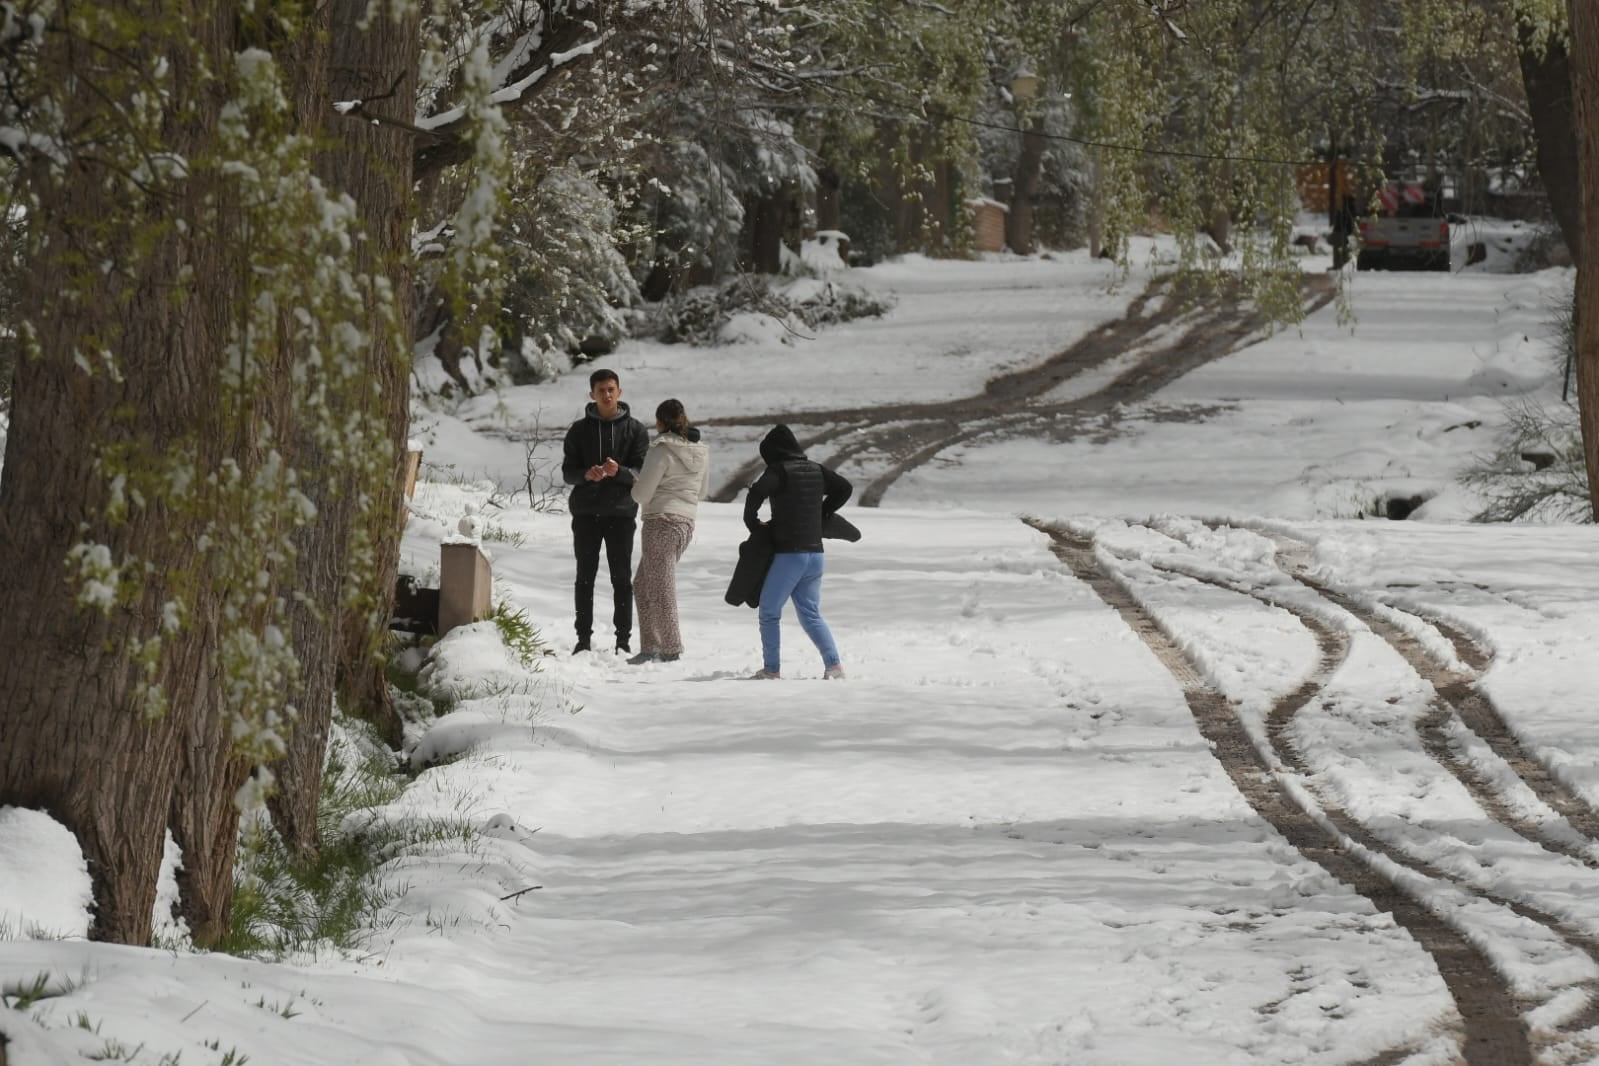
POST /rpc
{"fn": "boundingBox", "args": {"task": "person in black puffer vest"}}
[741,424,852,680]
[561,368,650,655]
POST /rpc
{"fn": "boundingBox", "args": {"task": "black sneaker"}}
[615,641,631,655]
[572,640,591,655]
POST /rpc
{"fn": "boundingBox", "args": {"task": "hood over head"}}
[759,424,806,465]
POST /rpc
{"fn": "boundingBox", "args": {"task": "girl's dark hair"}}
[656,398,691,436]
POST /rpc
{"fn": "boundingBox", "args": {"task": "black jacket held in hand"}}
[742,424,853,553]
[561,401,650,517]
[724,513,863,608]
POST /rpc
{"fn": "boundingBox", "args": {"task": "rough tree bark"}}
[168,664,254,947]
[266,0,420,860]
[260,3,344,864]
[161,5,346,950]
[1569,0,1599,518]
[329,0,418,758]
[0,0,417,943]
[1520,21,1581,267]
[0,8,235,945]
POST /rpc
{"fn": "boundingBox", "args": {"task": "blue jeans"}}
[758,552,840,675]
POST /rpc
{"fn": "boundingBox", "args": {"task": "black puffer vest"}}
[767,460,829,553]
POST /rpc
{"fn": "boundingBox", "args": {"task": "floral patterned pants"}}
[634,513,695,655]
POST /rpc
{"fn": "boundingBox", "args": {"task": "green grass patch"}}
[2,971,79,1010]
[220,715,476,959]
[479,521,526,547]
[204,1039,251,1065]
[490,599,545,668]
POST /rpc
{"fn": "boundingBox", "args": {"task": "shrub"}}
[221,715,472,958]
[638,274,893,347]
[1462,280,1591,523]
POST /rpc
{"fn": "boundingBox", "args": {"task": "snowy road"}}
[6,253,1598,1066]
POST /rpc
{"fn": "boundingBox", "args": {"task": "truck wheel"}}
[1356,250,1386,271]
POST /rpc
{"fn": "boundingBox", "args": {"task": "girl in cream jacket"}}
[627,398,710,663]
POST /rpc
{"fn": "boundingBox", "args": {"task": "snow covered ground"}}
[5,245,1599,1065]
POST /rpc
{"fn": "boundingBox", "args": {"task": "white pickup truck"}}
[1355,182,1451,271]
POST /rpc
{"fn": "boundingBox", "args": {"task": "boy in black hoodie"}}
[742,424,852,679]
[561,369,650,654]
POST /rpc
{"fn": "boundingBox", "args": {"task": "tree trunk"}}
[1008,117,1046,255]
[1088,154,1106,258]
[780,178,805,257]
[929,156,954,252]
[744,188,786,274]
[1329,146,1352,270]
[1207,158,1234,255]
[169,692,254,947]
[1570,0,1599,518]
[0,0,416,946]
[874,120,904,256]
[0,9,236,945]
[330,0,415,753]
[1521,21,1581,267]
[901,122,934,252]
[265,6,344,859]
[816,166,842,234]
[265,0,420,859]
[161,0,343,946]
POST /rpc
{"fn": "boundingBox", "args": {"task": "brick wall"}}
[971,201,1008,252]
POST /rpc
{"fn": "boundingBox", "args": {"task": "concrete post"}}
[439,543,492,637]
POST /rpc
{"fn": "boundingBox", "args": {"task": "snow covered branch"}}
[412,11,605,179]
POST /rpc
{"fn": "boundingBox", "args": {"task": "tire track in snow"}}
[1249,531,1599,1040]
[706,273,1337,505]
[1027,519,1530,1066]
[1142,544,1599,875]
[1093,523,1599,1051]
[1128,551,1599,1047]
[1266,533,1599,854]
[703,274,1185,501]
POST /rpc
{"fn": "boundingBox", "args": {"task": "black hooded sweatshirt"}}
[743,424,853,552]
[561,400,650,517]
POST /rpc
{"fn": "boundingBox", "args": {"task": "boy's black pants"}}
[572,514,636,645]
